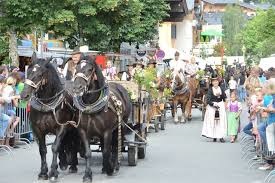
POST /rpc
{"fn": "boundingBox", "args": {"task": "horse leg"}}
[49,126,67,181]
[186,92,192,121]
[36,133,48,180]
[181,104,186,123]
[103,130,115,176]
[101,138,106,174]
[111,129,119,172]
[78,128,93,183]
[58,139,68,171]
[68,129,79,173]
[173,100,179,123]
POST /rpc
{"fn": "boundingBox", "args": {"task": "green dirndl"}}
[227,112,239,136]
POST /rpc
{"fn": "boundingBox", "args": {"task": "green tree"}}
[0,0,169,64]
[0,0,51,65]
[241,9,275,62]
[47,0,169,51]
[222,5,246,56]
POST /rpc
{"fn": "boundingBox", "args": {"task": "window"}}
[171,24,177,39]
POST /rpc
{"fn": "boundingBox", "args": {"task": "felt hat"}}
[147,59,157,65]
[71,47,81,55]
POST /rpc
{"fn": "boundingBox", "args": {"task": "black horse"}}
[72,59,132,182]
[20,55,78,181]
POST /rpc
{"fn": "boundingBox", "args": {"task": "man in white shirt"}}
[228,76,237,93]
[170,51,186,87]
[169,51,186,74]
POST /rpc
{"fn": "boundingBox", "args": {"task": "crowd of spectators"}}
[0,65,26,147]
[242,67,275,171]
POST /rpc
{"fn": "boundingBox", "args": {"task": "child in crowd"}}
[228,76,237,94]
[227,92,242,143]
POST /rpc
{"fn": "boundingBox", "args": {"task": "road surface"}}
[0,108,268,183]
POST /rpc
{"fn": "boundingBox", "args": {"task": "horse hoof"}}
[106,168,115,176]
[49,176,58,183]
[102,168,106,174]
[60,165,68,171]
[83,176,92,183]
[69,166,78,173]
[38,173,48,180]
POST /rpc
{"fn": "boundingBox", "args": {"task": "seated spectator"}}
[258,78,275,170]
[0,65,8,79]
[0,77,20,146]
[243,88,262,136]
[102,60,117,80]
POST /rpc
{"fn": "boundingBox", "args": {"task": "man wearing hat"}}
[132,60,144,77]
[62,47,83,81]
[147,59,157,69]
[169,51,186,74]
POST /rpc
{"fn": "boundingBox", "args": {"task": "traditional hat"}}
[71,47,81,55]
[133,60,144,67]
[211,72,219,80]
[147,59,157,65]
[126,63,134,67]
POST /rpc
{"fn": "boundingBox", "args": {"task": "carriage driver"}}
[169,51,186,80]
[62,48,83,81]
[185,56,198,78]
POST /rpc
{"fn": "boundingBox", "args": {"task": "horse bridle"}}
[25,78,42,89]
[73,60,107,93]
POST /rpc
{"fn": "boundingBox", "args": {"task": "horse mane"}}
[36,59,62,95]
[88,57,105,88]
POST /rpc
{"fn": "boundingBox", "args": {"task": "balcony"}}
[164,0,188,22]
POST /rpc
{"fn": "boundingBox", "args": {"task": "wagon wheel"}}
[201,95,206,121]
[128,145,138,166]
[160,110,166,130]
[138,145,146,159]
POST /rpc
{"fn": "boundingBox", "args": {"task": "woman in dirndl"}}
[202,73,227,143]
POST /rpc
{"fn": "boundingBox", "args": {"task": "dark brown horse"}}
[20,55,78,181]
[171,73,191,123]
[72,59,132,182]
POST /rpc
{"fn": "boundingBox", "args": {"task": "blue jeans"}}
[243,122,253,136]
[258,121,267,144]
[238,85,246,102]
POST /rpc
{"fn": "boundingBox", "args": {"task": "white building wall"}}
[158,22,172,49]
[174,14,193,54]
[158,14,193,55]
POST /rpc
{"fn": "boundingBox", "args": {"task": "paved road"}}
[0,108,267,183]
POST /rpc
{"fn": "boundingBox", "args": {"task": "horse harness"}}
[25,77,77,127]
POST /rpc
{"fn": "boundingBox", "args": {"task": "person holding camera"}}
[202,73,227,143]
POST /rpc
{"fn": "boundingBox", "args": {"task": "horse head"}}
[73,59,105,96]
[21,53,52,100]
[171,71,187,91]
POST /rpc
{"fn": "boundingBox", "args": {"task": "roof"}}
[203,12,252,25]
[202,0,274,10]
[203,12,223,25]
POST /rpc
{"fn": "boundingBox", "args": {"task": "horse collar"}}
[73,84,110,114]
[30,92,64,112]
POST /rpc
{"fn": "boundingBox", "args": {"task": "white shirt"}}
[169,59,186,73]
[185,63,198,75]
[229,79,237,90]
